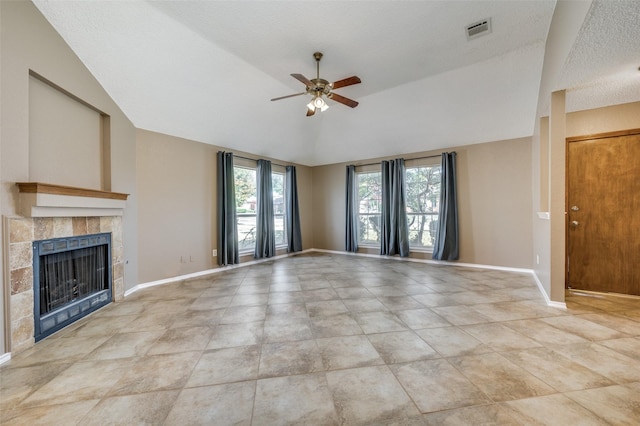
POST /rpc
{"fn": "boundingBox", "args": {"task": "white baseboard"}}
[0,352,11,365]
[311,248,533,274]
[531,271,567,309]
[313,249,564,305]
[125,249,314,297]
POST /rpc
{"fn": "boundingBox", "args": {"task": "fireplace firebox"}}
[33,233,112,341]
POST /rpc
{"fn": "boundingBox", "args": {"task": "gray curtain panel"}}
[432,152,459,261]
[285,166,303,252]
[254,159,276,259]
[380,159,410,257]
[216,151,239,265]
[345,165,359,252]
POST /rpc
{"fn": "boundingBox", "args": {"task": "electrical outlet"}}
[536,255,540,265]
[212,249,217,257]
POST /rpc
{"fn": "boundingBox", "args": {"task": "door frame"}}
[565,128,640,289]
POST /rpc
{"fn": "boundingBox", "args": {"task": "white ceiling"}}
[33,1,640,166]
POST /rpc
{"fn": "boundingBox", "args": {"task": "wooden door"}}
[567,129,640,296]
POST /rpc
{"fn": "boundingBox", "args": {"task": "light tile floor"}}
[2,252,640,424]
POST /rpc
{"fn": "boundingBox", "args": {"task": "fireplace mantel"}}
[16,182,129,217]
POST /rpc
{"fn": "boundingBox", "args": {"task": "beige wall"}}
[311,137,533,269]
[294,160,314,251]
[136,129,314,284]
[566,102,640,137]
[1,1,138,354]
[311,163,345,251]
[136,130,216,282]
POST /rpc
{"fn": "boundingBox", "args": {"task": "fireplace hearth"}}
[33,233,112,341]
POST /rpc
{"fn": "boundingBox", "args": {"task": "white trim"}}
[18,193,126,217]
[531,271,567,309]
[125,249,315,296]
[407,247,434,254]
[311,248,533,273]
[313,248,562,304]
[547,300,567,309]
[0,352,11,365]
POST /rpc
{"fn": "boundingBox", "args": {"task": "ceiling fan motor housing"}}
[308,79,332,96]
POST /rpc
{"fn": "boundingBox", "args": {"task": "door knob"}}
[571,206,580,211]
[571,220,579,226]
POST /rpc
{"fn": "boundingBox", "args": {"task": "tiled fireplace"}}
[6,183,127,353]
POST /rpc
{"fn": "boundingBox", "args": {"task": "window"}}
[356,163,442,250]
[406,165,441,249]
[235,167,257,251]
[357,171,382,245]
[234,166,286,252]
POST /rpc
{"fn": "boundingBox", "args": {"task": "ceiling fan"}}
[271,52,361,116]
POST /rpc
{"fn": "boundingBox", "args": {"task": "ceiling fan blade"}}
[306,108,316,117]
[291,73,313,87]
[270,92,307,102]
[328,92,359,108]
[331,76,361,89]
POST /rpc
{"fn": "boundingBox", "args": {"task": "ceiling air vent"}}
[466,18,491,40]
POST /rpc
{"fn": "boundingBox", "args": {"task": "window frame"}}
[354,159,442,252]
[405,161,442,252]
[233,163,287,254]
[356,169,383,247]
[271,170,286,248]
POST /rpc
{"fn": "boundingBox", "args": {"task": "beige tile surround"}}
[1,252,639,424]
[5,216,125,353]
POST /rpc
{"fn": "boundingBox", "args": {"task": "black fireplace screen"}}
[33,233,112,341]
[39,245,108,315]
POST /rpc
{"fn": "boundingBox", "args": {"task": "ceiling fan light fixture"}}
[307,96,329,112]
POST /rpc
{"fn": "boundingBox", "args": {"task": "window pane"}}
[237,212,257,251]
[235,167,257,252]
[274,214,285,246]
[235,167,257,214]
[357,171,382,245]
[272,172,286,246]
[406,165,441,248]
[234,167,287,252]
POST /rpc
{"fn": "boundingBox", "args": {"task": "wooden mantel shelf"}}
[16,182,129,218]
[17,182,129,200]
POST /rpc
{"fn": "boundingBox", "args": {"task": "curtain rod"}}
[232,154,288,169]
[354,154,442,168]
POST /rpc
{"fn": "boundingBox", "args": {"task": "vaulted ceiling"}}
[34,1,640,166]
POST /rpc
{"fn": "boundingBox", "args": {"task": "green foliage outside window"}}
[234,167,256,211]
